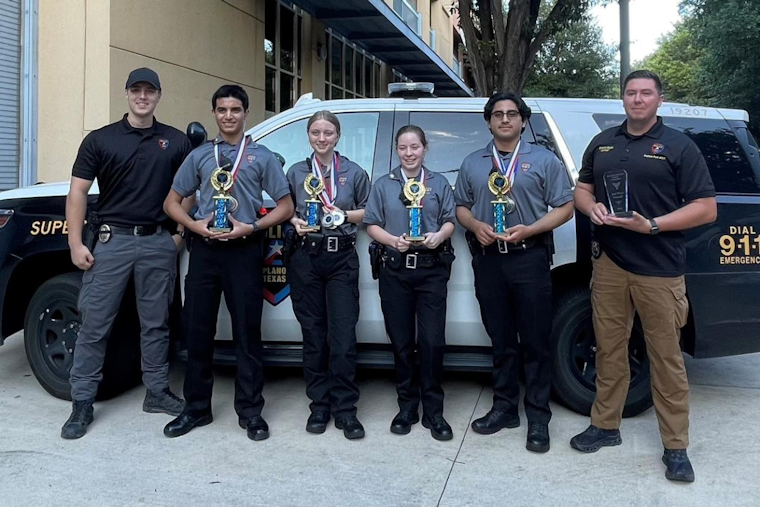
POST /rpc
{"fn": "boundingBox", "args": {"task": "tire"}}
[24,272,142,401]
[551,287,653,417]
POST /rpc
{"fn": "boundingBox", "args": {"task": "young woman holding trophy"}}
[286,111,371,440]
[363,125,456,441]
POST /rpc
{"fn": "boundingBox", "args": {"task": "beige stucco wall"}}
[109,0,266,137]
[38,0,110,183]
[36,0,455,184]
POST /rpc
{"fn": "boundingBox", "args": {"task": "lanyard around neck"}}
[214,134,250,182]
[492,141,520,188]
[311,152,339,208]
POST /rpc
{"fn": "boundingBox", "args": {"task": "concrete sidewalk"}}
[1,332,758,507]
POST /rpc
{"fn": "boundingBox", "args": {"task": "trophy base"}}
[407,235,424,243]
[610,211,633,218]
[209,227,231,233]
[302,225,321,232]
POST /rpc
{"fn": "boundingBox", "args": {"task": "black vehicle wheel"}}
[24,272,142,401]
[551,288,653,417]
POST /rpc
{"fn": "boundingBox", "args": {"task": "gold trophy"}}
[303,173,325,232]
[403,178,427,242]
[488,172,516,235]
[210,166,235,232]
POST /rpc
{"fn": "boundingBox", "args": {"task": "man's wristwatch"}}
[251,221,260,233]
[649,218,660,235]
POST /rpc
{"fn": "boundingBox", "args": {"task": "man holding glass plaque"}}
[163,85,292,441]
[455,92,573,453]
[571,71,717,483]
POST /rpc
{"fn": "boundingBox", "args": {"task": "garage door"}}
[0,0,20,190]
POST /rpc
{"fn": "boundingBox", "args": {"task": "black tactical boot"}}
[61,399,95,440]
[143,387,185,416]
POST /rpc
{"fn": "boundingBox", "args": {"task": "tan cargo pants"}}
[589,253,690,449]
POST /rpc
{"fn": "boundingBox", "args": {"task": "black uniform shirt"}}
[578,117,716,277]
[286,153,371,236]
[363,166,456,237]
[72,114,192,227]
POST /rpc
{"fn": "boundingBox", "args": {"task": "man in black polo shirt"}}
[62,68,192,439]
[571,70,717,482]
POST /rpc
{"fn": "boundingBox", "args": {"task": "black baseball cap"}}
[125,68,161,90]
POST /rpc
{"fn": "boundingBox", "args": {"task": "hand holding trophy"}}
[404,178,427,242]
[303,173,325,231]
[209,156,237,233]
[488,171,516,235]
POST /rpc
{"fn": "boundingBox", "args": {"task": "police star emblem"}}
[158,139,169,150]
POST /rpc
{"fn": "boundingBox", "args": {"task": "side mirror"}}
[273,152,286,167]
[186,122,208,149]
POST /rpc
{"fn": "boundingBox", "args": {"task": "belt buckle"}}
[326,236,339,253]
[133,226,144,236]
[497,240,508,254]
[405,253,418,269]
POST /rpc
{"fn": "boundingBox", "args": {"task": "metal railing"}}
[393,0,422,35]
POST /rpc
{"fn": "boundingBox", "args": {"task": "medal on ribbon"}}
[489,143,519,234]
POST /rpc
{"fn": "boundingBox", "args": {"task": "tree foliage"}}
[636,22,704,105]
[523,15,618,98]
[683,0,760,133]
[639,1,760,133]
[457,0,593,95]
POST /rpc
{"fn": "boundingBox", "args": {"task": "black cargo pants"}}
[182,234,265,420]
[289,243,361,417]
[472,246,553,425]
[378,256,450,418]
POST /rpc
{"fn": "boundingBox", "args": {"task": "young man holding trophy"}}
[364,125,456,441]
[455,92,573,453]
[285,111,371,439]
[162,85,293,441]
[571,70,716,483]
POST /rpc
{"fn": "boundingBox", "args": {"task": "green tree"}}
[523,15,618,98]
[456,0,594,95]
[682,0,760,133]
[636,22,705,105]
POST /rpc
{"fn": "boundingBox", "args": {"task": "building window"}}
[324,31,384,100]
[265,0,302,116]
[393,0,422,35]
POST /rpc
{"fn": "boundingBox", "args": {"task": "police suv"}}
[1,85,758,416]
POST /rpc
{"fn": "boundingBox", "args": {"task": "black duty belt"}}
[480,238,538,254]
[106,224,161,236]
[296,233,356,253]
[465,230,546,256]
[384,246,451,270]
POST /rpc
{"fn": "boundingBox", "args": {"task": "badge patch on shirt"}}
[598,146,614,153]
[521,162,531,172]
[339,176,348,186]
[247,155,256,164]
[158,139,169,150]
[652,143,664,155]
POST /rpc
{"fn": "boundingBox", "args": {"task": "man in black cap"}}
[62,67,193,439]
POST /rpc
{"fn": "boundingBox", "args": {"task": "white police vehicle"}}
[1,84,758,417]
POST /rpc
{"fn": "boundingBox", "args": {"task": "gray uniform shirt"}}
[172,136,290,224]
[364,166,456,237]
[454,141,573,228]
[286,153,371,236]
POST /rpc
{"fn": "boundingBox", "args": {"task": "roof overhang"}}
[290,0,473,97]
